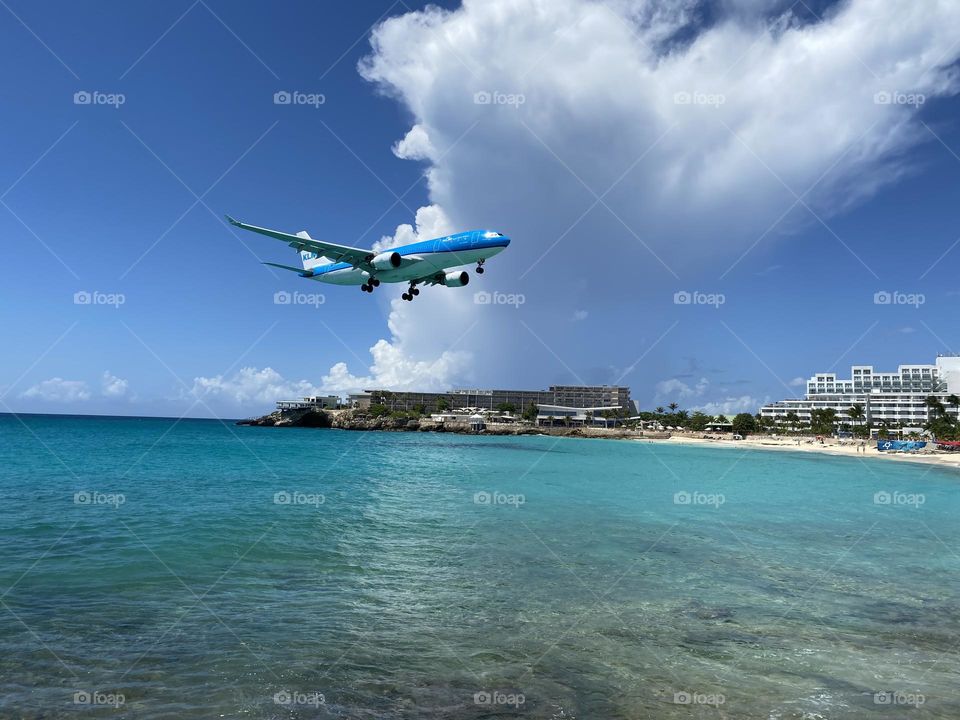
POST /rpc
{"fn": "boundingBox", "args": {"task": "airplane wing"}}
[226,216,371,266]
[262,261,313,276]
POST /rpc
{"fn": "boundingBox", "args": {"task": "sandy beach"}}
[637,433,960,471]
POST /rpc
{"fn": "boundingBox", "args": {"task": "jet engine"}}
[442,271,469,287]
[371,251,402,270]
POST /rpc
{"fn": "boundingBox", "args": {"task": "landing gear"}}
[401,283,420,301]
[476,258,485,274]
[361,283,372,293]
[401,293,411,301]
[371,278,380,287]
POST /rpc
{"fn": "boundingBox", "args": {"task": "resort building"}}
[357,385,632,415]
[536,404,625,426]
[760,355,960,427]
[275,395,341,411]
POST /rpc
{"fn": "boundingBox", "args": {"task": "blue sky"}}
[2,0,960,418]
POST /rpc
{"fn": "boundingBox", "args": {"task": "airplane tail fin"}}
[296,230,332,270]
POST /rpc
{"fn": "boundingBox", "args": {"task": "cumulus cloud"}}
[185,367,321,407]
[321,203,470,396]
[654,375,764,413]
[571,309,589,321]
[344,0,960,398]
[22,378,91,402]
[392,123,437,161]
[361,0,960,268]
[694,394,768,415]
[371,204,453,253]
[101,371,129,398]
[655,376,710,401]
[320,328,470,394]
[788,376,807,387]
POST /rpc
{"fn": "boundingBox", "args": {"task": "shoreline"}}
[238,408,960,471]
[637,433,960,471]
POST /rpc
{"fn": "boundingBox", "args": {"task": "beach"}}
[639,432,960,470]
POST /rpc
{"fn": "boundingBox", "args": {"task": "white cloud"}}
[654,376,764,414]
[694,395,768,416]
[185,367,321,407]
[655,376,710,401]
[346,0,960,398]
[320,329,470,395]
[392,123,437,161]
[101,371,129,398]
[22,378,91,403]
[371,204,454,253]
[571,309,589,321]
[321,203,471,396]
[361,0,960,268]
[789,376,807,387]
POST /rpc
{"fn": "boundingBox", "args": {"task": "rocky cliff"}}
[237,408,667,440]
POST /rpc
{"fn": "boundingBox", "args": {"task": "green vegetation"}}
[731,413,757,437]
[368,404,390,418]
[688,411,711,431]
[923,394,960,439]
[521,404,539,422]
[496,402,517,413]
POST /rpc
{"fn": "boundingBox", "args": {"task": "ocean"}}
[1,414,958,718]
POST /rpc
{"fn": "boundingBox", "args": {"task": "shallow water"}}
[1,415,958,718]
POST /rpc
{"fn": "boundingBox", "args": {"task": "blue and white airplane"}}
[226,216,511,301]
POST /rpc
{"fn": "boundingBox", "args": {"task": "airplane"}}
[226,216,511,301]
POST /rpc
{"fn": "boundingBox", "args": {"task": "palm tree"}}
[668,402,679,413]
[846,404,865,432]
[948,394,960,422]
[655,406,665,417]
[785,410,799,432]
[925,395,946,420]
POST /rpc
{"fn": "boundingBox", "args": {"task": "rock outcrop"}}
[237,408,665,441]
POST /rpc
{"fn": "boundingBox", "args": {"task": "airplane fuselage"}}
[306,230,510,286]
[226,215,511,301]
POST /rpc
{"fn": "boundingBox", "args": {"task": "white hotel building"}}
[760,355,960,427]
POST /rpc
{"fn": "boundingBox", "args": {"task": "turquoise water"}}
[1,415,959,719]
